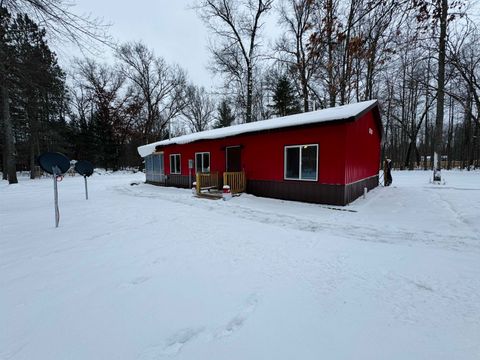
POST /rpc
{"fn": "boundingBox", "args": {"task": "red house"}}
[138,100,382,206]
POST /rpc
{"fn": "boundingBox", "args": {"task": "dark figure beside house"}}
[384,158,393,186]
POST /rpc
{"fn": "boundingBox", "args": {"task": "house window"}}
[284,144,318,181]
[195,152,210,173]
[170,154,181,174]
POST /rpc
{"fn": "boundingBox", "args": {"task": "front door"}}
[226,146,242,172]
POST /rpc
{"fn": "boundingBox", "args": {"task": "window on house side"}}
[284,144,318,181]
[195,152,210,173]
[170,154,181,174]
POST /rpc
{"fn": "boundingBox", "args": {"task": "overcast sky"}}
[62,1,214,88]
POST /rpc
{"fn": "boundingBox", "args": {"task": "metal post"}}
[188,159,193,188]
[84,176,89,200]
[53,166,60,228]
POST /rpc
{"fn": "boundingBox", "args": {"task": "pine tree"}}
[214,99,235,128]
[10,13,68,178]
[0,8,18,183]
[270,75,301,117]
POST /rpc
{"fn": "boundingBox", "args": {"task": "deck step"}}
[195,191,223,200]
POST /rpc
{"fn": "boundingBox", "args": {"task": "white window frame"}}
[169,153,181,174]
[195,152,210,173]
[284,144,319,182]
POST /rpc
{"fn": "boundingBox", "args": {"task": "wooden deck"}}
[195,171,246,198]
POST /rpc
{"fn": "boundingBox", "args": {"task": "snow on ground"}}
[1,170,479,360]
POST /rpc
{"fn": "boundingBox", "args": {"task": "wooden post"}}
[196,172,200,194]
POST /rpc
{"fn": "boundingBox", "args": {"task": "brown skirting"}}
[247,175,378,206]
[147,174,379,206]
[344,175,379,205]
[146,174,195,189]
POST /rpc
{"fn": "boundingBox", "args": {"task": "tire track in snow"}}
[426,188,478,232]
[116,184,480,253]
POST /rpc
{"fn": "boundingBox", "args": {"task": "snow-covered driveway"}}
[1,171,479,359]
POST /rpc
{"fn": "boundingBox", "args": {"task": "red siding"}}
[344,111,381,184]
[162,121,348,185]
[159,109,381,187]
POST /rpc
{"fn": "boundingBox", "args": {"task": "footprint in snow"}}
[130,276,151,285]
[215,295,258,339]
[140,327,204,359]
[162,327,205,355]
[120,276,151,288]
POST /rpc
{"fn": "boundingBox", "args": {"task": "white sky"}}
[60,1,215,88]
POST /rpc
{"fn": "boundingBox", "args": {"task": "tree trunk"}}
[26,109,38,179]
[339,0,356,105]
[405,139,415,170]
[433,0,448,181]
[464,83,473,170]
[325,0,336,107]
[446,97,454,170]
[473,120,479,169]
[2,145,7,180]
[246,64,253,123]
[30,139,35,179]
[1,84,17,184]
[300,68,309,112]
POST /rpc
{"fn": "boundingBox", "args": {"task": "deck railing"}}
[195,172,219,194]
[223,171,246,194]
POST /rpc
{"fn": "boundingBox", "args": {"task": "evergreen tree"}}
[0,7,18,183]
[270,75,301,117]
[214,99,235,128]
[0,8,70,180]
[10,13,69,178]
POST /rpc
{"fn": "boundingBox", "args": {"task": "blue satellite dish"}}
[38,152,71,175]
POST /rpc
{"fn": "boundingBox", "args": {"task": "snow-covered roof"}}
[138,100,378,157]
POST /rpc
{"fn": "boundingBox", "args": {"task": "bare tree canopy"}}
[116,41,188,144]
[182,84,215,132]
[196,0,273,123]
[1,0,110,49]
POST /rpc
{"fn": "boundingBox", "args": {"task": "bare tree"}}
[197,0,273,123]
[412,0,461,181]
[74,58,140,169]
[116,41,188,143]
[182,85,215,132]
[276,0,319,112]
[447,23,480,169]
[2,0,109,49]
